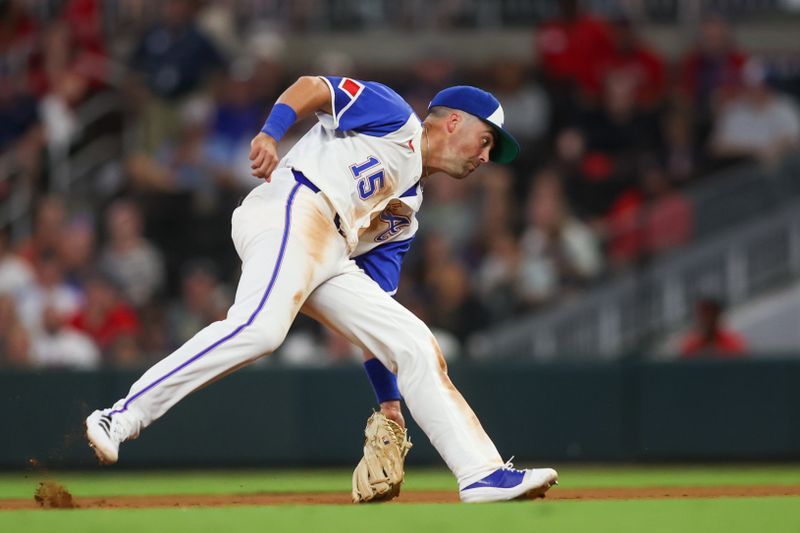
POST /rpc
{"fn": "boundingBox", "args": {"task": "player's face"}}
[443,115,496,179]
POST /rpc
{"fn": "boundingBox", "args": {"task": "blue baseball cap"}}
[428,86,520,164]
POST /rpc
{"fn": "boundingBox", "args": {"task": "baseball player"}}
[86,75,558,503]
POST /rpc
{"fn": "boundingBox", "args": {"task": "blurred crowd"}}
[1,0,797,368]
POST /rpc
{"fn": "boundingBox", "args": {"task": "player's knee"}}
[394,322,442,371]
[247,328,288,357]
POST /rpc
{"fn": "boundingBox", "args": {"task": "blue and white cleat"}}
[459,462,558,503]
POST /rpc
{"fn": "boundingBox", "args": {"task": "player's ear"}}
[446,112,461,134]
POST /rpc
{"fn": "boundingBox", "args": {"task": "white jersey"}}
[279,76,424,294]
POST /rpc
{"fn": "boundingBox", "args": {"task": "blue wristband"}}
[363,358,401,404]
[260,103,297,142]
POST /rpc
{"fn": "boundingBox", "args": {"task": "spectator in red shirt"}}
[536,0,614,98]
[680,298,747,358]
[594,16,666,109]
[69,271,141,366]
[535,0,614,131]
[0,0,41,93]
[605,164,693,267]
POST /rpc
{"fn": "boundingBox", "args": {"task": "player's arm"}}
[249,76,333,181]
[362,353,405,428]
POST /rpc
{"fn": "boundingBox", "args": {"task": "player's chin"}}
[455,166,474,179]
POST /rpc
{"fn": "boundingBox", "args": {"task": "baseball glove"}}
[351,412,413,503]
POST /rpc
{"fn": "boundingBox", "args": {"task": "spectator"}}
[15,195,67,271]
[30,305,100,369]
[0,294,21,347]
[604,163,693,267]
[595,16,666,109]
[426,260,488,345]
[0,226,34,297]
[205,61,264,191]
[0,1,39,91]
[38,0,111,152]
[416,177,476,254]
[125,100,239,273]
[581,71,662,174]
[99,199,165,308]
[126,96,238,211]
[15,250,82,334]
[475,231,520,321]
[559,72,661,220]
[471,166,518,254]
[679,14,746,139]
[69,271,140,365]
[710,59,800,167]
[680,297,747,358]
[487,61,550,147]
[0,67,43,197]
[128,0,225,152]
[166,259,230,349]
[1,322,32,368]
[58,214,97,290]
[518,170,603,306]
[535,0,614,104]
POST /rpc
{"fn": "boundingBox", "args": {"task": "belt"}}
[292,169,321,193]
[292,169,345,237]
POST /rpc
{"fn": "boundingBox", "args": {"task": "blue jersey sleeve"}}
[320,76,414,137]
[353,237,414,295]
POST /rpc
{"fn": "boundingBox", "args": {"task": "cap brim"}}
[487,124,520,164]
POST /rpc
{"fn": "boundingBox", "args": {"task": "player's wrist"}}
[260,103,297,142]
[379,401,405,428]
[363,358,401,404]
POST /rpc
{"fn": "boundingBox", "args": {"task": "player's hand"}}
[249,132,280,182]
[380,400,405,429]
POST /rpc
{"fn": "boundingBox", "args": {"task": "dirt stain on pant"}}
[431,338,486,434]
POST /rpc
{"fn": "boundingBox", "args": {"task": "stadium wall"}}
[2,359,799,468]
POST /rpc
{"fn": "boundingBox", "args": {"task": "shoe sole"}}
[85,419,117,465]
[519,478,558,500]
[460,474,559,503]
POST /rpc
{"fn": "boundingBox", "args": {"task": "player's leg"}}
[304,270,557,501]
[87,172,346,463]
[303,265,505,487]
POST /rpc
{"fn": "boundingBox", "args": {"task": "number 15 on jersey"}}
[350,156,385,200]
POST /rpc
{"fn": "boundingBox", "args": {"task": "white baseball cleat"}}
[85,410,137,465]
[459,462,558,503]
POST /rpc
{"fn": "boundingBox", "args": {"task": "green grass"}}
[2,465,800,498]
[1,467,799,532]
[2,498,800,533]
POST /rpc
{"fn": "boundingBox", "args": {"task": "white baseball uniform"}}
[106,76,504,487]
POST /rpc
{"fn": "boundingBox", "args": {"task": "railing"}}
[0,89,126,237]
[48,91,126,197]
[470,192,800,361]
[688,154,800,241]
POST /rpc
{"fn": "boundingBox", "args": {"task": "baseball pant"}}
[108,169,503,487]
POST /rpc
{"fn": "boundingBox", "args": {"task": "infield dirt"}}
[2,485,799,510]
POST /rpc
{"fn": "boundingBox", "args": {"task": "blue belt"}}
[292,169,321,193]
